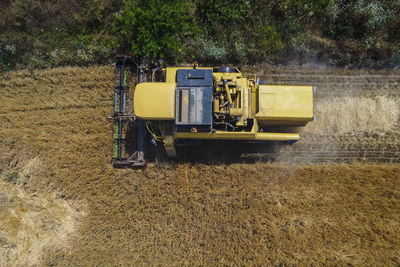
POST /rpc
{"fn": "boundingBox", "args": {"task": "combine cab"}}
[110,57,314,167]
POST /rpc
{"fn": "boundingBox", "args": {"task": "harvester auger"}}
[110,58,315,168]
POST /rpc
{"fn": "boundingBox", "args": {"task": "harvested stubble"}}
[0,170,85,266]
[0,66,399,266]
[303,96,399,134]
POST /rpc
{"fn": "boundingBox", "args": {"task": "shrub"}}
[200,44,227,62]
[113,0,198,61]
[0,37,17,71]
[255,25,285,61]
[5,172,18,183]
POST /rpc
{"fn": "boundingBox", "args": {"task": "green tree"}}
[196,0,251,38]
[283,0,334,23]
[114,0,197,60]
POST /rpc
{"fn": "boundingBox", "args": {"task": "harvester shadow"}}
[154,141,284,165]
[125,124,283,165]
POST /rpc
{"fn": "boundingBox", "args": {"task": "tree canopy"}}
[114,0,197,61]
[0,0,399,71]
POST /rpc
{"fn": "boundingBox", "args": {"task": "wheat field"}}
[0,66,399,266]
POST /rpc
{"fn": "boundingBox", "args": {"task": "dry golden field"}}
[0,66,399,266]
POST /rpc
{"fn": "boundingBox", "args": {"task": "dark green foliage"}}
[5,172,18,183]
[113,0,197,60]
[0,0,119,70]
[196,0,251,37]
[0,37,17,71]
[283,0,334,22]
[0,0,399,70]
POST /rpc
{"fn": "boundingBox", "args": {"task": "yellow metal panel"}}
[256,85,314,125]
[174,118,298,141]
[174,131,299,141]
[134,82,176,120]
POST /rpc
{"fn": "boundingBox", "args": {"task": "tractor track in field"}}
[243,140,400,164]
[272,132,400,164]
[275,149,400,163]
[0,102,113,115]
[246,151,400,164]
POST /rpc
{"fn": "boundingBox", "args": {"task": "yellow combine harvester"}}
[111,57,314,167]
